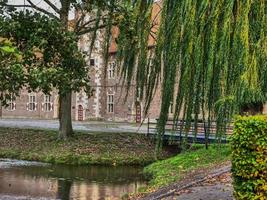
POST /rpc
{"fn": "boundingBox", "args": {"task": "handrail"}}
[147,118,233,136]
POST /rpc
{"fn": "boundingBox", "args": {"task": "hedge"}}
[231,116,267,200]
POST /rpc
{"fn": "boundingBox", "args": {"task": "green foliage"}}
[231,116,267,199]
[143,144,231,191]
[0,37,25,105]
[0,11,91,95]
[116,0,153,96]
[0,0,131,137]
[118,0,267,150]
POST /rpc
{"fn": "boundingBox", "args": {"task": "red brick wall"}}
[1,89,58,119]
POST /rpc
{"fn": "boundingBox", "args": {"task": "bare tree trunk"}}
[58,92,73,139]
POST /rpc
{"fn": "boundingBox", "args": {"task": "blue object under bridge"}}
[147,119,233,144]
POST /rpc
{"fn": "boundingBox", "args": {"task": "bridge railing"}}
[147,118,233,137]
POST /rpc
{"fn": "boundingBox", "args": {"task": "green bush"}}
[231,116,267,200]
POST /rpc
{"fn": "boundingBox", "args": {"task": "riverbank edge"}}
[0,127,171,166]
[128,144,231,199]
[0,149,156,166]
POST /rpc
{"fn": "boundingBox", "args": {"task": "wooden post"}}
[147,116,150,137]
[136,102,141,124]
[0,101,2,118]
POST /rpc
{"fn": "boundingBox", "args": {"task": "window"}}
[95,58,99,65]
[95,40,100,49]
[27,93,37,111]
[43,95,53,112]
[107,94,114,113]
[108,61,116,79]
[7,97,16,111]
[90,59,95,66]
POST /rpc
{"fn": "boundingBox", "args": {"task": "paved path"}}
[0,195,53,200]
[166,172,233,200]
[0,119,229,144]
[0,118,148,134]
[140,164,233,200]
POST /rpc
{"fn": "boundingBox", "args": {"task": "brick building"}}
[1,2,266,122]
[0,2,164,123]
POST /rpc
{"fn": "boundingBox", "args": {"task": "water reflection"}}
[0,159,146,200]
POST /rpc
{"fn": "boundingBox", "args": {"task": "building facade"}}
[0,51,162,122]
[0,2,165,123]
[1,2,266,122]
[0,31,163,123]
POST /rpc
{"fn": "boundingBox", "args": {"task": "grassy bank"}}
[0,128,171,166]
[143,144,231,191]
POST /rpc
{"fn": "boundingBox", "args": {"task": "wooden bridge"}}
[147,119,233,144]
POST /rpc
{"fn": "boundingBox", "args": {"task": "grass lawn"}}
[142,144,231,192]
[0,127,171,166]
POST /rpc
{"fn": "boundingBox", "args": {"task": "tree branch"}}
[149,32,157,42]
[5,4,32,8]
[77,23,110,36]
[75,13,110,34]
[43,0,60,14]
[4,3,59,19]
[26,0,59,19]
[76,17,102,33]
[74,12,86,32]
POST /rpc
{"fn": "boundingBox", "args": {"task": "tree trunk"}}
[58,1,73,140]
[57,179,73,200]
[58,91,73,139]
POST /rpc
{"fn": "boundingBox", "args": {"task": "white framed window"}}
[7,97,16,111]
[42,95,53,112]
[96,30,101,37]
[27,93,37,111]
[108,61,116,79]
[107,94,114,113]
[95,58,99,65]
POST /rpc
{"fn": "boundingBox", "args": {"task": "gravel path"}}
[0,119,226,143]
[0,118,147,133]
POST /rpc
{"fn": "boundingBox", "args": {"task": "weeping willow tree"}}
[117,0,267,151]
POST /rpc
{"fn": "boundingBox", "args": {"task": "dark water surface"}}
[0,159,146,200]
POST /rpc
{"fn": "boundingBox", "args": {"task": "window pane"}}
[107,94,114,113]
[90,59,95,66]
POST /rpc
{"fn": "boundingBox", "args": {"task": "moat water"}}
[0,159,146,200]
